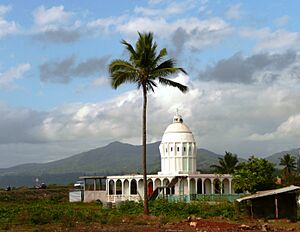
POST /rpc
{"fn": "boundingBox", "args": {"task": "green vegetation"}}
[233,156,276,193]
[211,151,239,174]
[0,188,238,230]
[279,153,297,185]
[109,32,188,214]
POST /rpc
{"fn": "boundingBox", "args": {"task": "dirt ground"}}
[10,216,300,232]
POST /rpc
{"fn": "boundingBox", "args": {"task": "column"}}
[106,179,109,196]
[210,179,214,194]
[152,178,156,191]
[229,179,232,194]
[201,178,204,194]
[93,179,96,191]
[187,178,190,195]
[114,180,116,196]
[220,178,223,195]
[121,180,124,200]
[195,178,198,194]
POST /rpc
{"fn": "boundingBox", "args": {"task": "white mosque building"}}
[79,113,234,203]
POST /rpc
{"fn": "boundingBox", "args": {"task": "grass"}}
[1,187,299,231]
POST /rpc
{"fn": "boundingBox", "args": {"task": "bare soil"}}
[9,216,300,232]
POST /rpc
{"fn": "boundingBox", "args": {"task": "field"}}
[1,187,300,231]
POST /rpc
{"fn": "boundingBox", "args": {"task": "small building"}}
[236,185,300,221]
[79,113,235,203]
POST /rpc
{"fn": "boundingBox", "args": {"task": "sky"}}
[1,0,300,168]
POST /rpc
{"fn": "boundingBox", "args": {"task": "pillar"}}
[229,179,232,194]
[201,178,204,194]
[211,179,214,194]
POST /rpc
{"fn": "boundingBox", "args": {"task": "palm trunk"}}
[142,84,149,215]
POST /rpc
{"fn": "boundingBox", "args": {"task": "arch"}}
[154,178,161,188]
[130,179,137,195]
[179,178,188,195]
[204,179,211,194]
[163,178,170,194]
[116,179,122,195]
[197,179,202,194]
[148,179,153,196]
[138,179,143,196]
[213,179,221,194]
[109,180,114,195]
[190,178,196,194]
[223,178,230,194]
[123,179,129,196]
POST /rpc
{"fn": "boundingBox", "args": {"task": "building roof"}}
[236,185,300,202]
[161,114,195,143]
[79,175,107,179]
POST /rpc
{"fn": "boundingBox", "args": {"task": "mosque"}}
[78,113,234,203]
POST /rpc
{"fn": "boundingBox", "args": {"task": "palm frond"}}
[109,59,138,89]
[158,77,188,93]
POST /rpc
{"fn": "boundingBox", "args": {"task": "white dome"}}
[159,114,197,175]
[161,115,195,143]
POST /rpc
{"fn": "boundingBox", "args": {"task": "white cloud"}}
[0,5,11,16]
[0,64,31,89]
[274,15,289,28]
[2,64,300,165]
[225,4,241,20]
[31,5,81,43]
[33,5,72,28]
[134,1,190,17]
[248,114,300,141]
[87,0,232,51]
[240,27,300,52]
[0,5,18,38]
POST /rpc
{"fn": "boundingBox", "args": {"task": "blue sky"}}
[1,0,300,168]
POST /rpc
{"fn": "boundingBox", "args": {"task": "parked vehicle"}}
[74,180,84,188]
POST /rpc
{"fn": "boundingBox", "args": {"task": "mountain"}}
[265,148,300,167]
[0,141,222,187]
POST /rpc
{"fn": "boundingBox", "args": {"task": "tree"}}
[279,153,296,185]
[233,156,275,193]
[108,32,188,214]
[210,151,239,174]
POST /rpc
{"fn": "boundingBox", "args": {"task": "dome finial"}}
[173,109,183,123]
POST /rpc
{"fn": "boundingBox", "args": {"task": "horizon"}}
[2,140,299,170]
[1,1,300,168]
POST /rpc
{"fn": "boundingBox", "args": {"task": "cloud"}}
[39,55,109,83]
[115,17,232,52]
[3,69,300,165]
[240,27,300,52]
[248,114,300,141]
[134,1,191,17]
[0,64,31,89]
[32,5,81,43]
[199,51,298,84]
[274,15,289,28]
[0,5,18,38]
[33,5,72,27]
[87,1,232,53]
[225,4,241,20]
[32,28,81,43]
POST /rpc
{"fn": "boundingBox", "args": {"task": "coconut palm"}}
[279,153,296,183]
[210,151,239,174]
[109,32,188,214]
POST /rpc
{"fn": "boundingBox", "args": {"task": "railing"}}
[107,194,141,203]
[159,194,244,203]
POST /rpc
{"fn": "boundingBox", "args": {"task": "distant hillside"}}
[265,148,300,167]
[0,141,223,187]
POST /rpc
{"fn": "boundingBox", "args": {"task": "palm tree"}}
[109,32,188,214]
[279,153,296,184]
[210,151,239,174]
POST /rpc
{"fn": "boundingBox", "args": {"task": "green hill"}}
[0,141,223,187]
